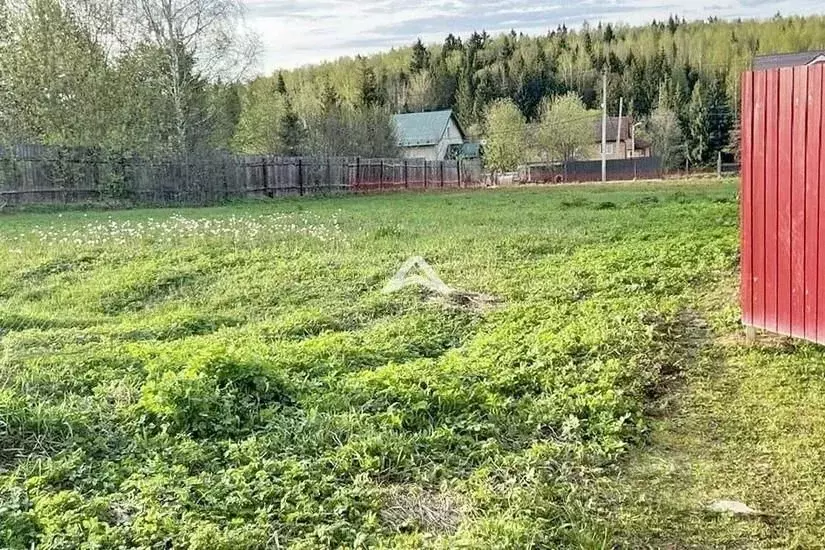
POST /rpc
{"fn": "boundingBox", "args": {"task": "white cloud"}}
[241,0,823,73]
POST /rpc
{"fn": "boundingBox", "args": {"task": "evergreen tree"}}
[443,33,461,54]
[686,80,710,166]
[604,23,615,43]
[455,44,478,125]
[320,78,339,115]
[455,65,475,126]
[357,57,383,107]
[410,38,429,73]
[472,70,497,122]
[706,76,733,156]
[278,98,305,156]
[276,72,287,94]
[668,15,678,34]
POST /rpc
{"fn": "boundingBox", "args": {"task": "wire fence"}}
[0,145,485,208]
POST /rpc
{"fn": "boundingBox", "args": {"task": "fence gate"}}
[741,63,825,343]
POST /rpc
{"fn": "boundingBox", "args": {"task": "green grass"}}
[2,179,803,549]
[606,283,825,549]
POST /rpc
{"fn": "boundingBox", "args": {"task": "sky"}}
[242,0,824,73]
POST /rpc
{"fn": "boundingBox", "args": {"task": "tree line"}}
[251,14,825,168]
[2,5,825,163]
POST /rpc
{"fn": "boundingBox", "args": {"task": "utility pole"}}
[601,70,608,183]
[616,97,624,158]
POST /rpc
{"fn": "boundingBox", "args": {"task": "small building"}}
[752,50,825,70]
[392,110,466,161]
[587,116,651,160]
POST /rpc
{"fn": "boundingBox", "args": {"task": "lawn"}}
[2,180,817,548]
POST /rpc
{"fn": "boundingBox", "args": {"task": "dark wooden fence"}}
[0,144,484,207]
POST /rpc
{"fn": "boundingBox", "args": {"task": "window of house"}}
[601,142,615,154]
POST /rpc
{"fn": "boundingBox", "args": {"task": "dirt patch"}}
[380,485,466,535]
[429,289,502,313]
[716,329,797,351]
[643,308,710,412]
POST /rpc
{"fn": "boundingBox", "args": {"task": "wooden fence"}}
[0,144,484,207]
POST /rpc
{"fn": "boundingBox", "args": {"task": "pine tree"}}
[276,72,287,94]
[604,23,615,43]
[686,80,710,165]
[472,70,496,123]
[668,15,678,34]
[706,76,733,156]
[357,58,383,107]
[278,98,304,156]
[455,65,475,126]
[320,78,339,115]
[410,38,429,73]
[443,33,461,55]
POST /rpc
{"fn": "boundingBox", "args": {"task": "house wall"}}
[588,140,627,160]
[400,145,439,161]
[435,118,465,160]
[588,140,651,160]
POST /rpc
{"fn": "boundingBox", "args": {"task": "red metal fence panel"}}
[741,71,754,328]
[742,64,825,344]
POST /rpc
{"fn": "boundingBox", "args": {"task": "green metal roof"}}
[392,110,462,147]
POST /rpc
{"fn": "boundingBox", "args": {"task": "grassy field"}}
[0,181,822,548]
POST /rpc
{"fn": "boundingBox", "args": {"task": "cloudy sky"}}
[243,0,823,72]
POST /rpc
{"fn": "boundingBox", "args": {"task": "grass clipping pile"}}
[383,256,501,312]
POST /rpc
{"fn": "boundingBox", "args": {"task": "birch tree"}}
[537,93,596,162]
[121,0,258,151]
[484,99,525,172]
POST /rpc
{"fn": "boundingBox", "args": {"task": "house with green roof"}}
[392,109,466,161]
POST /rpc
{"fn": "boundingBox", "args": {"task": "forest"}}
[2,0,825,167]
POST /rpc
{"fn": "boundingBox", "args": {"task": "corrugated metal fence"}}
[519,156,663,184]
[0,145,484,207]
[740,63,825,344]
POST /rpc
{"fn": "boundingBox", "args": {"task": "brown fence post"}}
[379,160,384,191]
[457,160,462,188]
[424,160,428,188]
[298,158,303,196]
[263,156,271,197]
[355,157,360,189]
[440,161,444,187]
[403,160,408,188]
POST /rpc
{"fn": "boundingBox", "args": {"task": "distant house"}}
[586,116,651,160]
[392,110,466,161]
[753,50,825,70]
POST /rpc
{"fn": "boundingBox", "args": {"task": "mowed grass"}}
[606,282,825,549]
[0,180,770,548]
